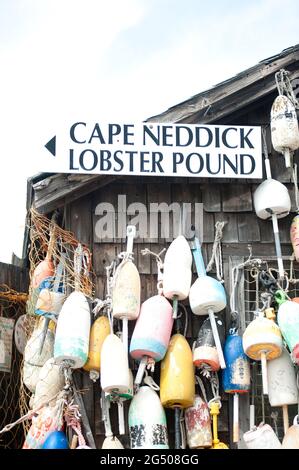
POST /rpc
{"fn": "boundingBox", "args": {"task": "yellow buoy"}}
[160,333,195,409]
[83,316,111,381]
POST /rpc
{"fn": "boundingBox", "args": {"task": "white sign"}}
[43,122,263,179]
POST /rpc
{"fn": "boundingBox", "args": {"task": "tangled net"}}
[15,208,95,444]
[0,285,28,448]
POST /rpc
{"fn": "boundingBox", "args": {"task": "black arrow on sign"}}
[45,136,56,156]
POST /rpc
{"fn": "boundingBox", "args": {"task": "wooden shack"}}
[23,44,299,449]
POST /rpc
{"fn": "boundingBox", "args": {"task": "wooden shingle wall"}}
[60,98,299,449]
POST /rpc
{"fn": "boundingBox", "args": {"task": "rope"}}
[64,400,86,447]
[141,248,166,295]
[208,372,222,409]
[206,221,226,282]
[275,69,299,108]
[292,164,299,214]
[177,303,188,337]
[196,376,209,404]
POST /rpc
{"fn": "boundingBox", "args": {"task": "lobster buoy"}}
[163,236,192,301]
[112,261,140,321]
[253,178,291,220]
[100,334,130,394]
[291,215,299,262]
[189,238,226,369]
[102,436,124,449]
[32,227,56,289]
[282,415,299,448]
[160,334,195,409]
[223,332,250,393]
[83,316,111,382]
[23,317,55,392]
[24,317,55,367]
[32,357,65,408]
[54,291,90,368]
[185,394,212,448]
[243,423,281,449]
[243,309,282,395]
[222,331,250,443]
[268,347,298,435]
[253,163,291,280]
[275,290,299,365]
[129,386,169,449]
[42,430,69,449]
[193,315,225,372]
[130,295,173,383]
[271,94,299,168]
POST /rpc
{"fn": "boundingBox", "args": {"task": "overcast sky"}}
[0,0,298,263]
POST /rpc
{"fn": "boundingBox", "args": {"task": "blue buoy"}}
[42,430,69,449]
[222,331,250,394]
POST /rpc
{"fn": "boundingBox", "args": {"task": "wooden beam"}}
[32,174,120,213]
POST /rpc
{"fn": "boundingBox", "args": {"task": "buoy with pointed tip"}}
[222,330,250,443]
[102,436,124,449]
[282,415,299,448]
[112,226,141,359]
[163,235,192,319]
[243,308,282,395]
[189,237,227,369]
[83,315,111,382]
[54,291,90,368]
[243,423,281,449]
[35,259,66,320]
[275,290,299,365]
[100,334,130,395]
[271,94,299,168]
[129,386,169,449]
[268,347,298,435]
[42,430,69,449]
[193,315,225,372]
[130,295,173,384]
[160,333,195,409]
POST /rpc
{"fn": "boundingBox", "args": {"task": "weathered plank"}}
[222,184,252,212]
[202,184,221,212]
[237,213,260,242]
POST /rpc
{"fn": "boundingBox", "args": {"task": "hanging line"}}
[275,69,299,108]
[206,221,227,282]
[141,248,166,295]
[196,375,209,405]
[208,372,222,409]
[291,163,299,213]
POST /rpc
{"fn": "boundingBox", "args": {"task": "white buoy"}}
[163,235,192,318]
[271,94,299,168]
[243,423,282,449]
[268,347,298,434]
[100,334,130,395]
[129,386,169,449]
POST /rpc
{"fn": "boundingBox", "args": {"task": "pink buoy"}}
[130,295,173,383]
